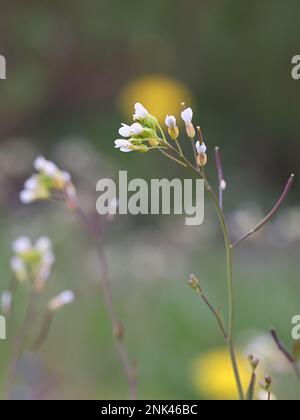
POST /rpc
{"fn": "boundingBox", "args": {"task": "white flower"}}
[119,123,143,138]
[114,139,134,152]
[48,290,75,311]
[165,115,177,129]
[19,189,37,204]
[12,237,32,254]
[62,172,71,183]
[35,237,52,253]
[10,256,27,282]
[21,156,75,205]
[181,107,193,125]
[24,175,39,191]
[133,102,149,120]
[34,156,59,177]
[196,141,207,154]
[1,291,12,315]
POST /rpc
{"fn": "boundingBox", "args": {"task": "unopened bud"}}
[48,290,75,311]
[148,138,160,147]
[188,274,200,291]
[165,115,179,140]
[1,291,12,315]
[248,354,259,371]
[265,376,272,386]
[186,123,196,139]
[197,153,208,167]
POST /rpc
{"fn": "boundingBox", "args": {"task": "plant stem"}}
[6,290,39,398]
[158,145,245,400]
[71,203,138,400]
[196,287,228,340]
[232,174,294,247]
[205,185,245,400]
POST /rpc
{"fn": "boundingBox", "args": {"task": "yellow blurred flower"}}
[119,75,193,123]
[191,348,251,400]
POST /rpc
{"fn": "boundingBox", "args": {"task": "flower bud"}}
[1,291,12,315]
[165,115,179,140]
[48,290,75,312]
[181,108,195,138]
[197,153,208,167]
[188,274,200,291]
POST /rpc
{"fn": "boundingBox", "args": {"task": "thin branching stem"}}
[6,290,39,398]
[232,174,295,247]
[157,144,245,400]
[70,201,138,400]
[247,372,257,401]
[195,287,228,340]
[270,328,300,381]
[214,146,226,210]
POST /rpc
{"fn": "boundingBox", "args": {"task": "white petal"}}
[24,176,39,191]
[1,291,12,314]
[20,189,36,204]
[43,161,59,176]
[196,141,207,154]
[62,172,71,183]
[10,256,25,271]
[181,107,193,125]
[48,290,75,311]
[34,156,47,171]
[119,124,131,137]
[35,236,53,253]
[120,147,133,153]
[114,139,131,148]
[130,123,143,135]
[133,102,149,120]
[12,237,32,254]
[165,115,176,128]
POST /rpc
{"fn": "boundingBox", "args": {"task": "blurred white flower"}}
[10,236,55,289]
[20,156,75,205]
[35,236,52,253]
[1,291,12,315]
[12,236,32,255]
[10,256,27,282]
[48,290,75,311]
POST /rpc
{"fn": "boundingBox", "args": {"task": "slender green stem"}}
[158,149,187,168]
[157,143,245,400]
[203,182,245,401]
[174,138,184,157]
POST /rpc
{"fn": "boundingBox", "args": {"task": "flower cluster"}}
[115,103,161,153]
[20,156,76,205]
[115,103,207,166]
[10,236,55,292]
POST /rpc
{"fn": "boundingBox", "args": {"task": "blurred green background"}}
[0,0,299,400]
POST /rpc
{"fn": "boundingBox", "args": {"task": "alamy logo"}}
[0,55,6,80]
[292,315,300,340]
[0,315,6,340]
[96,171,205,226]
[291,55,300,80]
